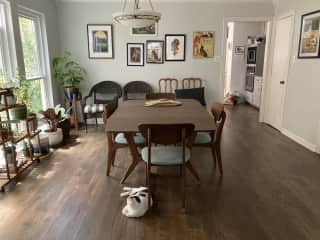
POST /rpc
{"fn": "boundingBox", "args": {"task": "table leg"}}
[106,132,115,176]
[121,132,142,184]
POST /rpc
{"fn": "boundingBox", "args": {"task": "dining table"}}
[105,99,217,183]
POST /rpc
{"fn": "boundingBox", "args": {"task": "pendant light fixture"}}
[113,0,161,28]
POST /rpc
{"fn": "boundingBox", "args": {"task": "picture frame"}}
[298,10,320,59]
[234,46,245,55]
[127,43,144,66]
[193,31,214,58]
[87,24,114,59]
[165,34,186,61]
[146,40,164,64]
[130,23,158,36]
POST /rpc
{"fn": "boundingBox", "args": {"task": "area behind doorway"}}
[223,20,270,116]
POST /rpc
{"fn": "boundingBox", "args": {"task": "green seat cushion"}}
[141,146,191,165]
[195,132,212,144]
[115,133,145,145]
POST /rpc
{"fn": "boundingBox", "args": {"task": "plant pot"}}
[64,86,79,100]
[57,119,71,140]
[9,105,27,120]
[31,135,49,154]
[44,128,63,147]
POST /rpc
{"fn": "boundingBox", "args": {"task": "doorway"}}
[223,20,270,114]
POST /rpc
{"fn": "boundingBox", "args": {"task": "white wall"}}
[56,2,273,105]
[272,0,320,151]
[229,22,265,95]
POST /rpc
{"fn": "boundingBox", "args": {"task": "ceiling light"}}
[113,0,161,28]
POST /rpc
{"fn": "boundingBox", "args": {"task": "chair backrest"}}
[139,124,194,145]
[182,78,202,89]
[123,81,153,101]
[102,102,117,130]
[211,102,226,144]
[86,81,122,104]
[159,78,178,93]
[145,92,176,100]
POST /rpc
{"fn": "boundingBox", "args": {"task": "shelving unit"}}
[0,89,45,192]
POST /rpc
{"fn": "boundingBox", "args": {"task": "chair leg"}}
[111,147,117,166]
[215,145,223,176]
[181,163,186,210]
[185,161,200,182]
[84,114,88,133]
[146,163,152,209]
[95,114,98,129]
[211,146,217,168]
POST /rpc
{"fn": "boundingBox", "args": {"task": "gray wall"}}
[57,2,273,105]
[273,0,320,149]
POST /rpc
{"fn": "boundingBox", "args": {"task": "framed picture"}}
[234,46,245,55]
[87,24,114,59]
[130,24,158,36]
[127,43,144,66]
[193,31,214,58]
[298,10,320,58]
[146,40,164,64]
[165,34,186,61]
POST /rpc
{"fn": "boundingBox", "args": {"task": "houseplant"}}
[52,51,87,100]
[39,105,71,146]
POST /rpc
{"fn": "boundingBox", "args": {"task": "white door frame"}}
[219,16,272,122]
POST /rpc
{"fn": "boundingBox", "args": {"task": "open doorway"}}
[223,20,271,118]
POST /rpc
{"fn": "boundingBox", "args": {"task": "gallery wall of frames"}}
[86,23,215,66]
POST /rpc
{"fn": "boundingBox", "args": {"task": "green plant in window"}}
[52,52,87,87]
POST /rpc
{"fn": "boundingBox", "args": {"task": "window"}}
[18,7,52,112]
[0,0,16,87]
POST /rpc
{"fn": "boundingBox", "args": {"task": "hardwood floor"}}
[0,104,319,240]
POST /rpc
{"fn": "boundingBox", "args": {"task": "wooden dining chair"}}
[182,77,202,89]
[103,104,145,170]
[145,92,176,100]
[139,123,198,210]
[159,78,179,93]
[193,102,226,175]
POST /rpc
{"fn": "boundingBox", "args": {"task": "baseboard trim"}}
[281,128,317,153]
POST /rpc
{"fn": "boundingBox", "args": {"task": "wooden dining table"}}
[106,99,216,183]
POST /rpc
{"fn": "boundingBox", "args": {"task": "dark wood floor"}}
[0,105,319,240]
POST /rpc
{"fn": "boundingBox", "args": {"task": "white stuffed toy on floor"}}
[120,187,152,218]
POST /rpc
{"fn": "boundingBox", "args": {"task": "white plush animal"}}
[120,186,152,218]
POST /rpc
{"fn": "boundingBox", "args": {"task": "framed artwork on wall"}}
[165,34,186,61]
[146,40,164,64]
[193,31,214,58]
[127,43,144,66]
[298,10,320,58]
[87,24,114,59]
[130,23,158,36]
[234,46,245,55]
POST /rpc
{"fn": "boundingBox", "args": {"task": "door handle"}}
[280,81,285,85]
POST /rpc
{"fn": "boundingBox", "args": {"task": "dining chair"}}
[182,77,202,89]
[139,123,198,210]
[194,102,226,175]
[83,81,122,132]
[158,78,179,93]
[103,104,145,168]
[123,81,153,101]
[145,92,176,100]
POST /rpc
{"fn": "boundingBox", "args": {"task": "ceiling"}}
[56,0,274,3]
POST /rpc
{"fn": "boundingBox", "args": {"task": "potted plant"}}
[39,105,71,146]
[52,52,86,100]
[55,104,71,140]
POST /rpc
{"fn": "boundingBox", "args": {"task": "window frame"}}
[18,5,53,109]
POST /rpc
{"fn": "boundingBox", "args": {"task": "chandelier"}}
[113,0,161,28]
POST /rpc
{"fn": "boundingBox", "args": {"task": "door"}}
[265,14,294,130]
